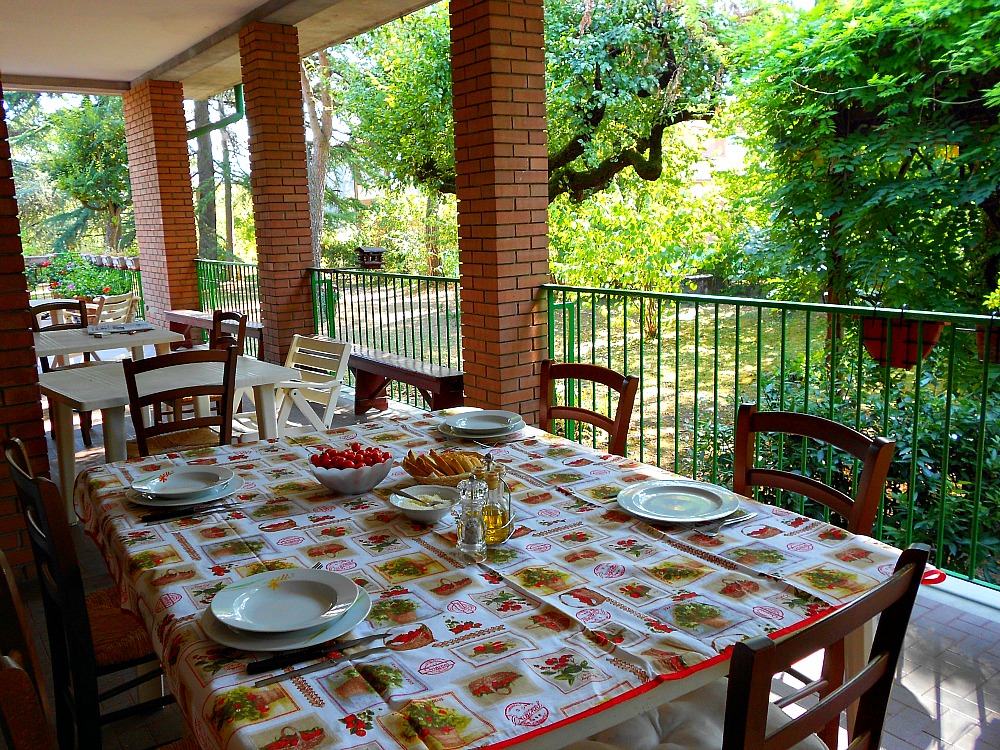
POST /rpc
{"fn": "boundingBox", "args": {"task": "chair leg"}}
[79,410,93,447]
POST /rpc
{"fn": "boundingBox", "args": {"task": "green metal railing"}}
[195,259,260,356]
[310,268,462,408]
[546,284,1000,589]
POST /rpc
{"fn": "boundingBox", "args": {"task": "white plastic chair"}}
[235,335,350,441]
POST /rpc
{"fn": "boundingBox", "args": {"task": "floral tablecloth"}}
[76,410,901,750]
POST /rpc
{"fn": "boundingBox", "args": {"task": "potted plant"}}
[976,290,1000,363]
[854,280,948,369]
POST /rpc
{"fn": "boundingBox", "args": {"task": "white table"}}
[38,356,300,518]
[33,324,183,362]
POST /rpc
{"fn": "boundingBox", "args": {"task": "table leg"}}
[253,385,279,439]
[845,619,875,738]
[102,406,127,463]
[50,400,77,523]
[351,369,390,414]
[154,342,172,356]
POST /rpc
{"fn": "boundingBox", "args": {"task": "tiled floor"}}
[8,362,1000,749]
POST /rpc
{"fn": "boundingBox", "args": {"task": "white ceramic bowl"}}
[389,485,459,524]
[311,459,393,495]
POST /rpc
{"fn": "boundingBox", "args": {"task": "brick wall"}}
[123,80,199,326]
[239,22,315,364]
[450,0,549,423]
[0,76,50,568]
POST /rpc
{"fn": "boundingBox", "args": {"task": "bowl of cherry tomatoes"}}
[309,443,394,495]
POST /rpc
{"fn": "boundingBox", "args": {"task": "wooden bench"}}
[164,309,263,349]
[349,345,464,415]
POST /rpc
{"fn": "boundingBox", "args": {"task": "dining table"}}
[32,321,183,363]
[75,410,904,750]
[43,355,299,519]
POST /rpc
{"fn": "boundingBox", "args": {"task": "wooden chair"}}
[123,346,238,458]
[92,291,137,324]
[209,309,248,354]
[734,403,896,536]
[539,360,639,456]
[0,548,49,719]
[2,438,177,750]
[234,335,350,441]
[31,298,96,446]
[567,545,928,750]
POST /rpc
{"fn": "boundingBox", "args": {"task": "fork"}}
[700,510,758,537]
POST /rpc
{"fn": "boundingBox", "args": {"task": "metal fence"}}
[193,260,1000,588]
[195,259,260,356]
[310,268,462,407]
[546,284,1000,589]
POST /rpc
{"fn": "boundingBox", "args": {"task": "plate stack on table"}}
[203,568,373,651]
[616,479,744,523]
[128,466,245,508]
[437,409,525,440]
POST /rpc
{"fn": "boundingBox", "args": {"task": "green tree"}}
[41,96,133,252]
[736,0,1000,312]
[338,0,728,204]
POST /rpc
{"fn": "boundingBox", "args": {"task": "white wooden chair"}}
[235,335,350,441]
[93,292,137,324]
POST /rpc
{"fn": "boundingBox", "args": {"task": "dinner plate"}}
[438,420,525,440]
[127,476,245,508]
[202,588,373,652]
[131,465,235,498]
[616,480,741,523]
[211,569,359,633]
[444,410,523,434]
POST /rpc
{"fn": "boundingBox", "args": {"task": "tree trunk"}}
[105,205,122,251]
[194,100,218,259]
[221,123,235,257]
[424,190,440,275]
[301,50,335,268]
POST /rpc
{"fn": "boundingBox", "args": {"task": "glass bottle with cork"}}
[474,454,513,545]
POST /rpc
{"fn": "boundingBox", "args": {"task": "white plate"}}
[127,476,245,508]
[131,465,235,498]
[202,588,373,652]
[212,569,359,633]
[438,421,525,440]
[444,410,523,434]
[616,480,741,523]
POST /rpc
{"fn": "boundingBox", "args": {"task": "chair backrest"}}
[0,546,50,720]
[209,310,248,354]
[284,334,350,411]
[31,299,94,373]
[0,656,57,750]
[539,360,639,456]
[723,544,928,750]
[94,292,136,324]
[3,438,103,750]
[123,346,238,457]
[733,404,896,536]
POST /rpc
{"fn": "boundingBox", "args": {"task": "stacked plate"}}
[616,479,742,523]
[203,568,373,651]
[439,410,525,440]
[128,466,244,508]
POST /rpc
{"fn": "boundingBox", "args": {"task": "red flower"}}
[102,286,111,293]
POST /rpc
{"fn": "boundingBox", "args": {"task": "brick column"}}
[451,0,549,422]
[123,80,199,326]
[239,22,315,363]
[0,75,50,568]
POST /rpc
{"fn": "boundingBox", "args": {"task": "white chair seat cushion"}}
[567,679,826,750]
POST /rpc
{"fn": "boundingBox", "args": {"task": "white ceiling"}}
[0,0,434,99]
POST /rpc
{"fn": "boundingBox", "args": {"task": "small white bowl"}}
[389,485,459,524]
[311,459,393,495]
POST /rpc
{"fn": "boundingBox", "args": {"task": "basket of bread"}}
[402,449,484,487]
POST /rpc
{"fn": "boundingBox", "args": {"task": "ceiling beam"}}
[0,75,130,96]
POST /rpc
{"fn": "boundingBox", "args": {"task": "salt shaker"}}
[455,474,487,562]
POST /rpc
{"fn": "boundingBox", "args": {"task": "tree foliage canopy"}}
[736,0,1000,311]
[339,0,729,203]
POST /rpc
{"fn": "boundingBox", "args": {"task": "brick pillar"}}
[0,75,50,568]
[451,0,549,422]
[239,22,315,363]
[123,80,199,326]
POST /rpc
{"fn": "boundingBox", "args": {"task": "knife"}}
[253,645,392,687]
[139,501,235,524]
[246,632,389,675]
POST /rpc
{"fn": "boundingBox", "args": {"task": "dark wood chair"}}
[0,548,49,719]
[209,309,248,354]
[539,360,639,456]
[2,438,176,750]
[566,545,928,750]
[31,298,96,446]
[123,346,238,458]
[734,403,896,536]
